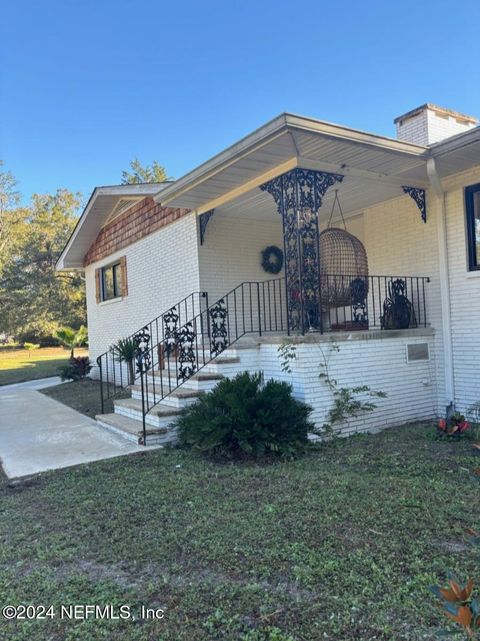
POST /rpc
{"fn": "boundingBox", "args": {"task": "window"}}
[466,183,480,271]
[101,262,121,300]
[94,257,127,303]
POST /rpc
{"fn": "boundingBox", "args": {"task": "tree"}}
[0,186,86,343]
[121,158,171,184]
[0,161,22,271]
[55,325,88,358]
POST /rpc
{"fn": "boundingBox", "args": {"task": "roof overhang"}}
[56,183,172,270]
[58,113,480,270]
[153,113,431,216]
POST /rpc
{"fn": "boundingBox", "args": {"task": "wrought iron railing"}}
[99,274,430,443]
[320,274,430,332]
[96,291,209,412]
[134,278,286,439]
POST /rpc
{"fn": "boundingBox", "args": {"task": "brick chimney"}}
[394,104,477,146]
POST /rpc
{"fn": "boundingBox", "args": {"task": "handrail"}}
[96,291,209,412]
[136,278,286,441]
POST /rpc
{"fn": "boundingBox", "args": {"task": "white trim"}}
[98,296,123,307]
[56,183,170,271]
[427,157,454,408]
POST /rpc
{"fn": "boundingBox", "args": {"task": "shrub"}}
[112,337,137,385]
[60,356,92,382]
[176,371,314,460]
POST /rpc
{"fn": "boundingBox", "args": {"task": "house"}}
[57,103,480,445]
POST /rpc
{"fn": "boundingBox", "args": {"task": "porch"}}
[96,114,441,443]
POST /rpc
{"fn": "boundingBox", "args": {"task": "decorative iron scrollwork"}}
[381,279,417,330]
[402,186,426,223]
[209,299,228,356]
[134,326,151,374]
[350,277,368,326]
[260,168,344,332]
[177,322,197,380]
[199,209,215,245]
[163,306,180,356]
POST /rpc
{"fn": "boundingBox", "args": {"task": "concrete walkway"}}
[0,378,145,479]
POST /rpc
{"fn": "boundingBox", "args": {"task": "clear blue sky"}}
[1,0,479,204]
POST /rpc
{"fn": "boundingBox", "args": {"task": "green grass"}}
[41,379,129,419]
[0,424,478,640]
[0,347,88,386]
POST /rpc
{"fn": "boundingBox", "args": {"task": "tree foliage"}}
[121,158,171,184]
[55,325,88,358]
[0,163,86,343]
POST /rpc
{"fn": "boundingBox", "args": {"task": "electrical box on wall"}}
[406,343,430,363]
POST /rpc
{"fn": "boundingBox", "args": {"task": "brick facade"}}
[83,197,190,266]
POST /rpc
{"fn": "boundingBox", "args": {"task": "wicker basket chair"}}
[319,191,369,309]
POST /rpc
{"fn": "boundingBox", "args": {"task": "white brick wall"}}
[360,194,445,413]
[198,213,284,302]
[443,166,480,416]
[233,331,437,436]
[85,212,201,365]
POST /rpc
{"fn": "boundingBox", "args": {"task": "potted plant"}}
[438,412,471,437]
[112,337,136,386]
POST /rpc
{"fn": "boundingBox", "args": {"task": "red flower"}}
[457,421,471,433]
[438,419,447,431]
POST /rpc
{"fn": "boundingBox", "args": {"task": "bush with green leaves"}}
[112,336,137,385]
[60,356,92,382]
[176,371,314,460]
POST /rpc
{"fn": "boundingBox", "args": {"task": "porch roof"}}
[153,113,430,216]
[153,113,480,219]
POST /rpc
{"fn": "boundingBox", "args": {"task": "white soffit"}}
[154,113,429,214]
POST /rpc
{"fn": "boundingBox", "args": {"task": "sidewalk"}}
[0,378,145,478]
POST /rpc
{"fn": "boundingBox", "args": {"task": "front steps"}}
[95,349,250,445]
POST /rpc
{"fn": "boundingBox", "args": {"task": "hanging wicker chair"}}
[319,192,369,309]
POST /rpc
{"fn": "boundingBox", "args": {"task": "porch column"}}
[260,168,343,333]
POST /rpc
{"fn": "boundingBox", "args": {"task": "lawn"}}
[0,425,478,640]
[0,347,88,386]
[40,379,128,419]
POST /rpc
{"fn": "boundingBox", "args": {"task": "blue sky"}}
[1,0,479,204]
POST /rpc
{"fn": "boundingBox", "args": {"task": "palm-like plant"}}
[55,325,88,359]
[112,337,137,385]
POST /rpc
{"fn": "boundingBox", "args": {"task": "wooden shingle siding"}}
[83,197,190,267]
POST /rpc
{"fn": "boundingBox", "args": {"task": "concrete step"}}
[95,413,176,446]
[113,397,181,428]
[156,388,201,409]
[143,371,223,393]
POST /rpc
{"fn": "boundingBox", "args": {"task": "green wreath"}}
[261,245,284,274]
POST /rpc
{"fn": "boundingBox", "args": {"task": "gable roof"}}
[56,183,172,270]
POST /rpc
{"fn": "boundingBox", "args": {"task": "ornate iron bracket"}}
[402,186,426,223]
[199,209,215,245]
[260,167,344,333]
